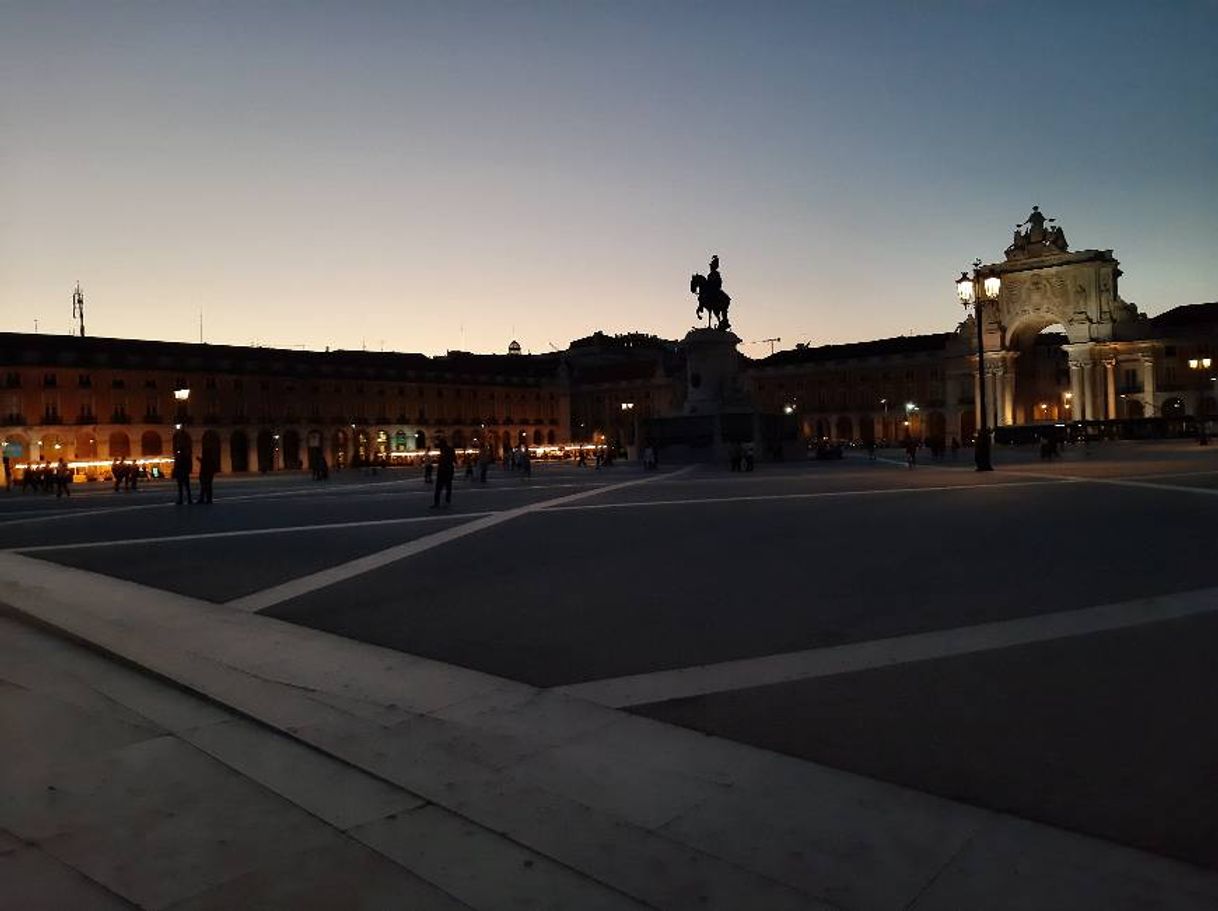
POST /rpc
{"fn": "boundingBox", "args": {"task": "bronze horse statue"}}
[690,272,731,331]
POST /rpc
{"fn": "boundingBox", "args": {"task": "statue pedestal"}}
[642,328,760,464]
[682,328,748,415]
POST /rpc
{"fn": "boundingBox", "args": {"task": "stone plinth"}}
[682,328,748,415]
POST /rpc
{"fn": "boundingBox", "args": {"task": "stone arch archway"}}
[230,430,250,472]
[201,430,222,471]
[108,431,130,459]
[281,429,301,469]
[859,415,875,444]
[962,208,1145,428]
[75,430,97,460]
[140,430,163,457]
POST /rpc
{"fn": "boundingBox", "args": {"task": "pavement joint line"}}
[873,455,1218,494]
[542,477,1081,511]
[226,466,696,613]
[0,500,173,527]
[555,583,1218,708]
[1048,473,1218,496]
[7,512,495,554]
[0,479,607,523]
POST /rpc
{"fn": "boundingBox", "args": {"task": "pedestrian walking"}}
[905,437,918,468]
[173,447,193,504]
[197,451,217,504]
[431,438,455,508]
[54,458,72,497]
[423,457,434,485]
[950,436,960,460]
[2,454,11,492]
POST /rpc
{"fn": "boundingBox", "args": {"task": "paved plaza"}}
[3,441,1218,909]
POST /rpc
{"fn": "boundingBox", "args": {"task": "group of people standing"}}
[171,447,219,504]
[424,441,539,508]
[13,457,75,497]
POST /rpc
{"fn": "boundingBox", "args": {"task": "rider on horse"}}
[692,254,732,331]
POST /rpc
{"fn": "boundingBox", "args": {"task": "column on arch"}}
[1141,354,1157,414]
[1001,352,1017,426]
[1081,361,1097,420]
[1104,358,1118,419]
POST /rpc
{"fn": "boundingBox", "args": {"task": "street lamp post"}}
[956,263,1000,471]
[1188,357,1213,445]
[620,402,637,459]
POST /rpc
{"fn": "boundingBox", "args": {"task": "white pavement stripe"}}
[542,477,1077,511]
[556,584,1218,708]
[9,512,494,553]
[226,467,695,613]
[1053,474,1218,496]
[875,455,1218,495]
[0,500,171,527]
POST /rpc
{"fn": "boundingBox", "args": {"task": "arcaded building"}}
[2,212,1214,474]
[0,334,570,473]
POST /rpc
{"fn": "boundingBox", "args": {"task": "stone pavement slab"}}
[0,615,638,910]
[0,841,134,911]
[164,838,471,911]
[5,549,1217,909]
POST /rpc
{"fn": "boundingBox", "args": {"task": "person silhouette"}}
[431,438,456,508]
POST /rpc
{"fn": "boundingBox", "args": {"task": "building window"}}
[43,373,57,387]
[78,374,92,388]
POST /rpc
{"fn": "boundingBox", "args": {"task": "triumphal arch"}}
[957,207,1159,428]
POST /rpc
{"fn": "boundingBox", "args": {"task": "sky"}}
[2,1,1216,357]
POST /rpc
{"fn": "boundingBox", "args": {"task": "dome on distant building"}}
[508,340,522,355]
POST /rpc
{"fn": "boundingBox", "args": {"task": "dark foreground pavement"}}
[4,443,1218,905]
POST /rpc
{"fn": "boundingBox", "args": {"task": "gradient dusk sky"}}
[2,1,1215,356]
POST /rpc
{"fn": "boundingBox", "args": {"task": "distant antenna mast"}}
[755,337,781,355]
[71,282,86,336]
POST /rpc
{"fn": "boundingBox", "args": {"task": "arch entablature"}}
[984,254,1134,352]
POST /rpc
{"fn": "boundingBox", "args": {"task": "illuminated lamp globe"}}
[955,272,975,306]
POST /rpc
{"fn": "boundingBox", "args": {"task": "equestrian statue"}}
[690,254,732,331]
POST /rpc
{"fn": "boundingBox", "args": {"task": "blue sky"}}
[2,1,1215,355]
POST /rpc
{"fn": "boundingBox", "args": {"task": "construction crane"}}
[752,337,781,356]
